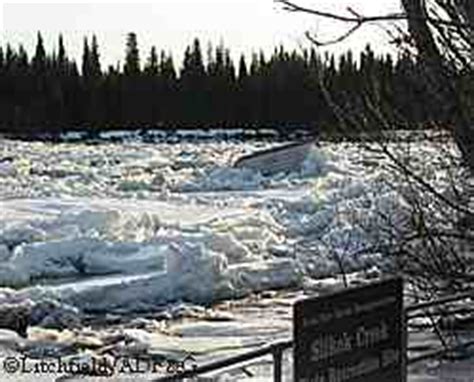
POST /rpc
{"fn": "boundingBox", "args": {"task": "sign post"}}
[294,278,406,382]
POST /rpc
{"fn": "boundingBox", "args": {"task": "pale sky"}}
[1,1,403,70]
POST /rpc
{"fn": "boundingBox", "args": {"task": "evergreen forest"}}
[0,32,449,136]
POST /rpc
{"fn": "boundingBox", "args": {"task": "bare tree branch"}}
[304,24,362,47]
[276,0,406,23]
[275,0,470,28]
[277,0,473,60]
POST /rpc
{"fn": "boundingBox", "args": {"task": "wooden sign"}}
[294,278,406,382]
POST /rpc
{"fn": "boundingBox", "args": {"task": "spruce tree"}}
[124,32,140,75]
[160,51,176,81]
[238,54,248,83]
[58,34,66,72]
[81,37,90,77]
[191,38,205,77]
[144,46,159,75]
[224,49,235,84]
[0,47,4,72]
[90,35,101,76]
[17,45,28,71]
[32,32,46,74]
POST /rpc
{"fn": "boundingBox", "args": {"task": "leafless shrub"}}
[276,0,474,299]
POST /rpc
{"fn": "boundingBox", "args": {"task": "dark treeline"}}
[0,32,442,136]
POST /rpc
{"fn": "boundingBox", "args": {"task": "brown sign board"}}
[294,278,406,382]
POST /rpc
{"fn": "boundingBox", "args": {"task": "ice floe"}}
[0,136,459,323]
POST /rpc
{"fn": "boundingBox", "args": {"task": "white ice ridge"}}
[0,197,300,312]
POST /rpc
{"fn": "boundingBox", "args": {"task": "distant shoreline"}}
[0,124,449,144]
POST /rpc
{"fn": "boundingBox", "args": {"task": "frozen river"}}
[0,133,468,380]
[0,137,409,310]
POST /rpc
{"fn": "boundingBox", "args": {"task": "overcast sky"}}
[1,1,402,70]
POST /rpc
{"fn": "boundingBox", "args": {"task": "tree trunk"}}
[401,0,474,172]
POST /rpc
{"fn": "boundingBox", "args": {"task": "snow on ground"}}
[0,134,467,380]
